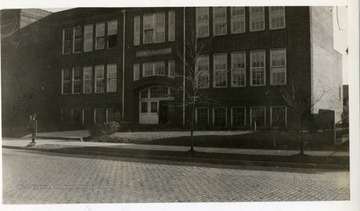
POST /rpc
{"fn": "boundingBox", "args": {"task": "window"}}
[142,61,165,77]
[213,53,227,88]
[168,11,175,41]
[271,106,286,128]
[95,109,106,123]
[150,86,169,98]
[231,7,245,34]
[73,26,82,53]
[83,66,93,94]
[72,109,82,124]
[95,65,105,93]
[62,28,72,54]
[107,64,117,92]
[213,7,227,36]
[133,63,140,81]
[231,52,246,87]
[196,107,209,126]
[83,109,94,125]
[134,16,141,46]
[143,13,165,44]
[251,106,266,128]
[231,107,246,127]
[107,20,118,48]
[269,7,285,29]
[270,49,286,85]
[168,60,175,78]
[95,22,105,50]
[72,67,82,94]
[196,7,209,38]
[107,108,115,122]
[250,50,265,86]
[250,7,265,31]
[151,102,158,113]
[62,68,72,94]
[213,107,227,127]
[196,55,209,88]
[84,24,93,52]
[141,102,148,113]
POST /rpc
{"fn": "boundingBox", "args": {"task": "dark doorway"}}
[159,101,168,124]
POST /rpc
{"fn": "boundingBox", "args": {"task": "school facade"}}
[1,7,343,134]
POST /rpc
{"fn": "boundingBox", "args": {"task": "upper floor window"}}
[84,25,93,52]
[62,68,72,94]
[95,65,105,93]
[73,26,82,53]
[133,64,140,81]
[250,50,266,86]
[270,49,286,85]
[72,67,82,94]
[269,7,285,29]
[196,55,210,88]
[168,11,176,41]
[143,13,165,44]
[107,20,118,49]
[142,61,165,77]
[107,64,117,92]
[134,16,141,46]
[83,66,93,94]
[62,28,72,54]
[95,23,106,50]
[196,7,209,38]
[213,53,227,88]
[95,21,118,50]
[231,7,245,34]
[231,52,246,87]
[250,7,265,32]
[168,60,175,78]
[213,7,227,36]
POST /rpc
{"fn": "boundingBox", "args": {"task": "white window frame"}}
[72,67,82,94]
[95,22,106,50]
[154,61,166,76]
[269,7,286,30]
[83,66,93,94]
[134,16,141,46]
[213,7,227,36]
[62,28,72,54]
[83,24,93,52]
[196,55,210,88]
[231,107,246,127]
[195,107,209,125]
[168,60,175,78]
[61,68,72,94]
[73,26,82,53]
[212,107,227,127]
[270,49,287,85]
[270,106,287,128]
[106,63,117,92]
[231,51,246,87]
[94,65,105,93]
[168,10,175,41]
[143,12,165,44]
[213,53,228,88]
[250,106,266,128]
[231,7,245,34]
[250,7,265,32]
[133,63,140,81]
[250,50,266,86]
[196,7,209,38]
[107,20,118,49]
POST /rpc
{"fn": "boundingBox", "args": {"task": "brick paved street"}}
[2,148,350,204]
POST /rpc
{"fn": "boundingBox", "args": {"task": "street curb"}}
[2,145,349,170]
[29,136,83,141]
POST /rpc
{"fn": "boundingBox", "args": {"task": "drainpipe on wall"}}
[182,7,186,127]
[121,9,126,121]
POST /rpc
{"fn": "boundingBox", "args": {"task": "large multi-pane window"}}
[133,64,140,81]
[196,55,210,88]
[143,13,165,44]
[134,16,141,46]
[62,28,72,54]
[95,22,106,50]
[95,65,105,93]
[196,107,209,126]
[271,106,286,128]
[83,66,92,94]
[107,20,118,49]
[269,7,285,29]
[250,7,265,31]
[213,7,227,36]
[250,50,266,86]
[73,26,82,53]
[107,64,117,92]
[95,109,106,123]
[270,49,286,85]
[196,7,209,38]
[83,25,93,52]
[168,60,175,78]
[231,7,245,34]
[213,107,227,127]
[231,52,246,87]
[231,107,246,127]
[168,11,175,41]
[154,61,165,75]
[213,53,227,88]
[251,106,266,128]
[142,61,165,77]
[72,67,82,94]
[62,68,72,94]
[83,109,94,125]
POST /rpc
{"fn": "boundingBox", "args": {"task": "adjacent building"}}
[1,7,343,134]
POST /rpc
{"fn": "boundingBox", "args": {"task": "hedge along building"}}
[1,6,343,132]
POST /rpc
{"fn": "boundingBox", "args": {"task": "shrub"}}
[88,121,120,137]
